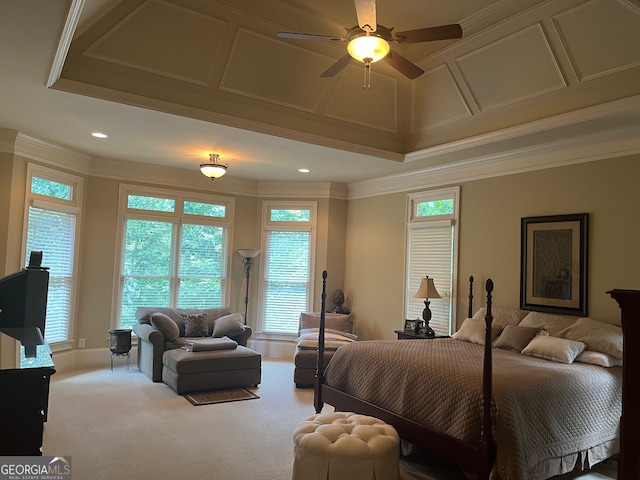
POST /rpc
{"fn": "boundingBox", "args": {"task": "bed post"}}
[468,276,475,319]
[479,278,495,479]
[313,270,328,414]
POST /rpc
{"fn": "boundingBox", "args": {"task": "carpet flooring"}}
[43,359,616,480]
[184,387,259,406]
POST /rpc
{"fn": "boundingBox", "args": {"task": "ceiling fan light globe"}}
[347,35,389,63]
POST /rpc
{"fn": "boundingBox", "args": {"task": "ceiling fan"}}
[277,0,462,87]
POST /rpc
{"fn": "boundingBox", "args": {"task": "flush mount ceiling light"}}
[200,153,228,179]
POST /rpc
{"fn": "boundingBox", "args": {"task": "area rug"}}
[183,388,259,406]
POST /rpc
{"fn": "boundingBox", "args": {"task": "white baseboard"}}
[52,347,138,373]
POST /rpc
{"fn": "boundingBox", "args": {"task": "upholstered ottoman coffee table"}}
[292,412,400,480]
[162,345,261,394]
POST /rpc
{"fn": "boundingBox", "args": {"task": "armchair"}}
[133,306,252,382]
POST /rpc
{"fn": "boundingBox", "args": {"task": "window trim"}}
[112,184,235,330]
[405,186,459,334]
[22,164,83,351]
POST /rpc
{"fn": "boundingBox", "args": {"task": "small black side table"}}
[394,330,450,340]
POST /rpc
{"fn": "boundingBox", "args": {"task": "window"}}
[258,202,316,336]
[115,186,233,330]
[405,187,459,335]
[23,165,83,346]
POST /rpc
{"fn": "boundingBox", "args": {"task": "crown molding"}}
[349,124,640,199]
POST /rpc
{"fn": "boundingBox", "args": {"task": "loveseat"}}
[133,306,252,382]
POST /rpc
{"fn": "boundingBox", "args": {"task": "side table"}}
[394,330,450,340]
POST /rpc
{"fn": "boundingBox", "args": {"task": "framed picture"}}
[520,213,588,316]
[404,319,418,332]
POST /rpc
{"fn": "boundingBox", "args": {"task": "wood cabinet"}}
[0,328,55,455]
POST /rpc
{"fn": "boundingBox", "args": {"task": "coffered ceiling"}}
[1,0,640,189]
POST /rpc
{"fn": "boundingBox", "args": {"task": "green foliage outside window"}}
[416,199,454,217]
[31,177,72,200]
[270,209,311,222]
[184,200,225,217]
[127,195,175,212]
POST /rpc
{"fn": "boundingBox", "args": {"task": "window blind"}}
[262,230,310,334]
[406,221,453,335]
[26,206,76,343]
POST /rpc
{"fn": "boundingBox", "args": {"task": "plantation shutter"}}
[26,204,77,343]
[262,230,310,333]
[406,220,453,335]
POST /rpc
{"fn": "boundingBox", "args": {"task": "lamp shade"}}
[414,276,441,299]
[347,35,390,63]
[237,248,260,259]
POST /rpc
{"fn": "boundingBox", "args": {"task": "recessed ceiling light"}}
[298,168,310,173]
[91,132,108,138]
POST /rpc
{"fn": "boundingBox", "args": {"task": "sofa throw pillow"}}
[212,313,245,338]
[150,312,180,341]
[183,313,208,337]
[493,324,541,353]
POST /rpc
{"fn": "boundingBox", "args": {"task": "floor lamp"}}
[238,249,260,325]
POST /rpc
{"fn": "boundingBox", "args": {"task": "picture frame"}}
[520,213,589,316]
[404,319,418,332]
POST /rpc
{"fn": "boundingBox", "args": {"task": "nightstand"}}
[394,330,450,340]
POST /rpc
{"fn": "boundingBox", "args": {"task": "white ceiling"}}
[1,0,639,186]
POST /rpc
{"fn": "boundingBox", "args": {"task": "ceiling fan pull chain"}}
[364,62,371,89]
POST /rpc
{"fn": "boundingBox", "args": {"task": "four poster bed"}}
[312,272,626,480]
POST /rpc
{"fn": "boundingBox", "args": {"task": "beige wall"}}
[2,148,638,361]
[344,155,640,340]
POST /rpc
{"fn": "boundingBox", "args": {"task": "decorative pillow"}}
[150,312,180,341]
[212,313,245,338]
[557,317,623,359]
[472,307,529,327]
[493,324,541,353]
[518,311,576,337]
[575,350,623,368]
[452,318,502,345]
[299,312,353,334]
[183,313,208,337]
[521,335,586,364]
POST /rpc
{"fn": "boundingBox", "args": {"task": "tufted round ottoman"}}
[292,412,400,480]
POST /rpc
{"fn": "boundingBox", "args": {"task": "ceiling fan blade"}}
[394,24,463,43]
[354,0,377,32]
[320,54,353,78]
[277,32,342,41]
[383,51,424,79]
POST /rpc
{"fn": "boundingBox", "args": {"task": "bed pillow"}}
[575,350,623,368]
[472,307,529,327]
[493,324,541,353]
[521,335,586,364]
[518,311,576,337]
[150,312,180,341]
[452,318,502,345]
[557,317,623,359]
[212,313,245,338]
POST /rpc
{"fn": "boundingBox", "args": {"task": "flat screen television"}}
[0,251,49,337]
